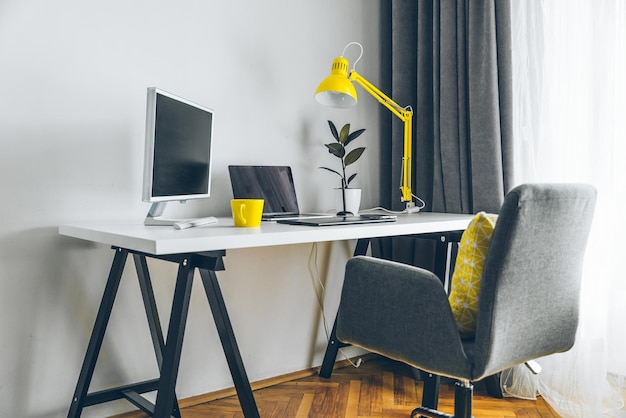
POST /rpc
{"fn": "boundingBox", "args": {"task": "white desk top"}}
[59,213,473,255]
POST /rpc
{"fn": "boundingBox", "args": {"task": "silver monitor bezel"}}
[142,87,215,203]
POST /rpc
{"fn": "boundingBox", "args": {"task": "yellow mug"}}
[231,199,264,227]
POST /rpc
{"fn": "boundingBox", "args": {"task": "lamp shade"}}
[315,57,358,108]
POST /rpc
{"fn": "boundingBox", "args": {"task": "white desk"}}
[60,213,472,418]
[59,213,473,254]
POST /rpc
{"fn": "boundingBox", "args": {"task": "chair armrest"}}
[336,256,472,379]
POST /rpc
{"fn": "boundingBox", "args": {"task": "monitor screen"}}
[142,87,214,203]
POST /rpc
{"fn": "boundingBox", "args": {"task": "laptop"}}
[228,165,333,221]
[276,214,397,227]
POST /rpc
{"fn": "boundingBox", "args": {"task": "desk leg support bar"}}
[199,269,260,418]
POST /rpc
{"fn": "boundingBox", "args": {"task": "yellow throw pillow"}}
[448,212,498,337]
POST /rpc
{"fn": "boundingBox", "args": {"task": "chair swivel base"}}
[411,381,473,418]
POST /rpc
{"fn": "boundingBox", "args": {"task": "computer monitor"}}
[142,87,214,225]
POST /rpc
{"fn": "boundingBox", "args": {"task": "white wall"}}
[0,1,381,416]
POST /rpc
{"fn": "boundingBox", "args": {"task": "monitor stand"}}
[144,202,182,226]
[144,201,218,229]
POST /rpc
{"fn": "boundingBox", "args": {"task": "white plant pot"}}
[334,188,362,215]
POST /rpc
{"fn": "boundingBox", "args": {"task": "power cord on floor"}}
[307,242,362,369]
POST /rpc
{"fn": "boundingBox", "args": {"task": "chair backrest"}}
[471,183,596,380]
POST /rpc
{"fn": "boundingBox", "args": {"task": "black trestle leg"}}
[133,254,181,417]
[67,248,128,418]
[199,268,260,418]
[68,250,234,417]
[319,238,371,379]
[153,260,195,417]
[319,319,349,378]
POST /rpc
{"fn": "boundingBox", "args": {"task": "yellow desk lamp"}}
[315,42,420,213]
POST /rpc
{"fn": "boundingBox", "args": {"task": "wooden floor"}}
[171,356,559,418]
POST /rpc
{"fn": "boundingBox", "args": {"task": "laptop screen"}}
[228,165,300,215]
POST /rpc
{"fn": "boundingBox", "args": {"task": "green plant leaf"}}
[319,166,342,178]
[347,173,358,185]
[344,147,366,166]
[344,128,366,147]
[339,123,351,144]
[328,120,339,142]
[325,143,345,158]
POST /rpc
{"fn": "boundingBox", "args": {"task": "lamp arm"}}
[350,70,414,205]
[349,71,411,122]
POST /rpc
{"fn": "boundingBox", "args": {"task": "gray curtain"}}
[375,0,514,266]
[379,0,514,215]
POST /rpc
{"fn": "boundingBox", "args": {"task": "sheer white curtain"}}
[512,0,626,416]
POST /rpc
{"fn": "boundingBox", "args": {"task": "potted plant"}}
[319,120,366,215]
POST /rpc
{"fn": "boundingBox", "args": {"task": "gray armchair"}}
[335,183,597,418]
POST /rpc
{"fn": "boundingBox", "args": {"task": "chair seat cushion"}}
[448,211,498,337]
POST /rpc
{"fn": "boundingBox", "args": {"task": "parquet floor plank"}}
[118,356,561,417]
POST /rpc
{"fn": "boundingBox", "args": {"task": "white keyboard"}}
[173,217,218,230]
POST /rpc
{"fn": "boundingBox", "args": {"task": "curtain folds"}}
[380,1,626,416]
[381,0,514,216]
